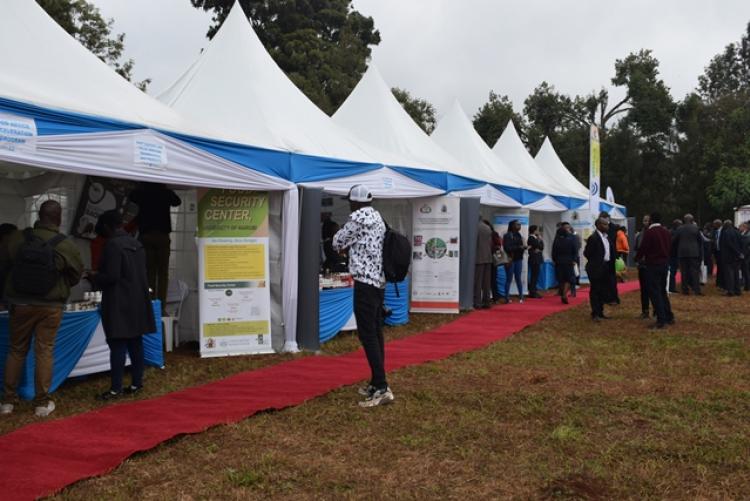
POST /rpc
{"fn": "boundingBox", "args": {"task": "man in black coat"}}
[740,222,750,291]
[584,217,615,321]
[634,214,653,318]
[712,219,724,289]
[719,220,744,296]
[90,210,156,400]
[672,214,703,295]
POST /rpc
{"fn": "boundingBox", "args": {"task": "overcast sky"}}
[91,0,750,119]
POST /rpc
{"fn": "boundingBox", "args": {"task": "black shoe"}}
[639,312,650,320]
[600,314,612,320]
[123,385,143,395]
[503,298,510,304]
[592,316,601,323]
[96,390,121,401]
[667,319,675,325]
[649,322,666,330]
[561,297,569,304]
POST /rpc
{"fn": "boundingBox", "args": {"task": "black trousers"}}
[715,252,724,288]
[637,266,651,314]
[107,336,144,393]
[589,274,607,318]
[646,264,673,325]
[742,257,750,291]
[723,260,742,295]
[679,257,701,294]
[528,258,542,296]
[354,281,386,390]
[474,263,491,307]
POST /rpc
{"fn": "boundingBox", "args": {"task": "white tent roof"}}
[534,137,588,199]
[492,122,569,198]
[0,0,227,139]
[432,100,528,190]
[333,65,479,181]
[159,3,390,164]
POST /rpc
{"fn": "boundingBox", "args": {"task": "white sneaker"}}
[359,387,394,408]
[357,384,375,397]
[0,403,13,415]
[34,400,55,418]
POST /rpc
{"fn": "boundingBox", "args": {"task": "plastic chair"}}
[162,279,189,351]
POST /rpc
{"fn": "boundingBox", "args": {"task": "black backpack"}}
[382,223,411,296]
[11,229,66,296]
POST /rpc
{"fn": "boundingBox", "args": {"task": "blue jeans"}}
[504,260,524,300]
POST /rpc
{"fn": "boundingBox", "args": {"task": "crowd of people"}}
[0,182,181,417]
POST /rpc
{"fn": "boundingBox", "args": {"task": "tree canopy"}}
[392,87,436,134]
[472,91,525,148]
[191,0,380,115]
[37,0,149,90]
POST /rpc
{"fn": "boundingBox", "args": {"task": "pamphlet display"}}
[197,189,273,357]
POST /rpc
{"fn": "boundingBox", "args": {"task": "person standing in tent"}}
[332,185,392,408]
[527,225,544,299]
[128,182,181,315]
[474,216,493,309]
[502,220,526,303]
[0,201,83,417]
[88,210,155,400]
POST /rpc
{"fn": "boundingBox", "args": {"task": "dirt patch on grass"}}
[30,285,750,498]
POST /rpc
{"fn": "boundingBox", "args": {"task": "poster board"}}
[197,189,273,357]
[410,196,460,313]
[71,176,136,239]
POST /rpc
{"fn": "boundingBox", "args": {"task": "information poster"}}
[197,189,273,357]
[0,112,37,157]
[494,213,529,296]
[410,196,460,313]
[71,176,136,239]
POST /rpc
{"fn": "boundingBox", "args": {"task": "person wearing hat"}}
[332,185,393,408]
[88,210,155,400]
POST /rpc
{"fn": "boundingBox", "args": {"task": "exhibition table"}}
[319,279,409,343]
[0,301,164,400]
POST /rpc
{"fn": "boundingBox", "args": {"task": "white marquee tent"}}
[158,3,443,200]
[0,0,300,351]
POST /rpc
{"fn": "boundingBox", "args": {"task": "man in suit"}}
[598,211,620,305]
[636,212,675,329]
[712,219,724,289]
[584,217,615,322]
[673,214,703,295]
[719,220,744,296]
[474,217,493,309]
[739,222,750,291]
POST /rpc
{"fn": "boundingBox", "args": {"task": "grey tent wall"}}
[296,187,322,351]
[459,197,481,310]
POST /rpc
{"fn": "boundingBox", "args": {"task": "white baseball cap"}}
[346,184,373,202]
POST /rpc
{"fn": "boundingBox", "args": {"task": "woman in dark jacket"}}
[552,222,578,304]
[527,225,544,299]
[91,210,155,400]
[502,220,526,303]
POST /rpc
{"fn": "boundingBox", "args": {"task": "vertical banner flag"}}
[410,196,461,313]
[197,190,273,357]
[589,124,601,219]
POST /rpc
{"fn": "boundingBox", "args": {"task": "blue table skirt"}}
[496,261,557,293]
[319,279,410,344]
[0,301,164,400]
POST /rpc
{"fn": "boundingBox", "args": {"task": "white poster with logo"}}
[197,190,273,357]
[410,196,460,313]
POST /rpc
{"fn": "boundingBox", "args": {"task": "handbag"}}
[493,249,508,266]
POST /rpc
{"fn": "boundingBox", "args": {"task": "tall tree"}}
[472,91,525,148]
[191,0,380,115]
[523,82,589,153]
[698,22,750,101]
[37,0,150,90]
[392,87,436,134]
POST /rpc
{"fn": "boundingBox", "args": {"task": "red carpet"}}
[0,281,641,500]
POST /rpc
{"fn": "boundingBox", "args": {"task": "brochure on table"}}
[410,196,460,314]
[197,189,273,357]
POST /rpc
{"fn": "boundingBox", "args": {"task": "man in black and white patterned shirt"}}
[333,185,393,408]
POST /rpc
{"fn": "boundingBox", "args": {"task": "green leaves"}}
[191,0,380,115]
[392,87,436,134]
